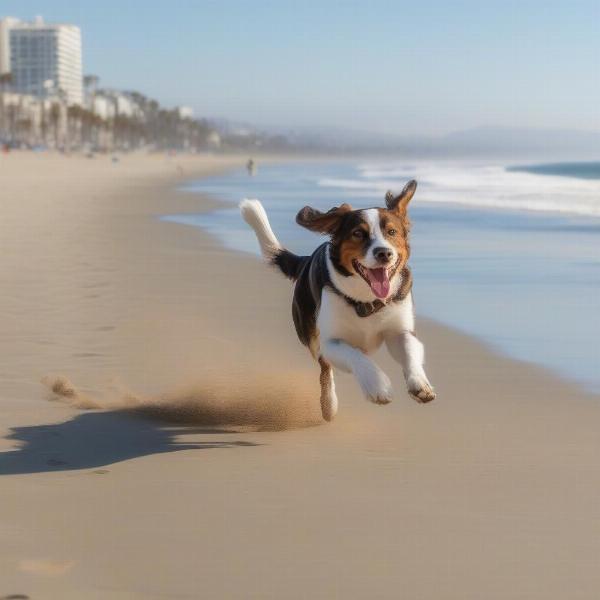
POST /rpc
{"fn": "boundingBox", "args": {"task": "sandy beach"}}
[2,151,600,599]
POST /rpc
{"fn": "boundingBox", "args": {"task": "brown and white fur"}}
[240,180,435,422]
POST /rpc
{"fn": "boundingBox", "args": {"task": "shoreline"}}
[2,152,600,598]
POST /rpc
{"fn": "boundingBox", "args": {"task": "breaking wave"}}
[317,162,600,217]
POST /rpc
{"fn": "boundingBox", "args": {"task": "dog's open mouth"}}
[352,259,400,299]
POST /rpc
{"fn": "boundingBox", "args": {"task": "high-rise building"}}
[0,17,19,74]
[3,16,83,105]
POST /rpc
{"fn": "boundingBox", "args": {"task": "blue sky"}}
[2,0,599,135]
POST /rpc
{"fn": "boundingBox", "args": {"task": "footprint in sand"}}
[18,558,75,576]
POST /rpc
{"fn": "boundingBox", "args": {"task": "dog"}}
[240,180,435,421]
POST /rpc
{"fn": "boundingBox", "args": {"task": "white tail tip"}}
[239,198,281,259]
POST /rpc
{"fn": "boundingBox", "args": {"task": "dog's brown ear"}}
[385,180,417,213]
[296,203,352,234]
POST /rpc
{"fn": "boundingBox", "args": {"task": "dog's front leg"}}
[386,332,435,403]
[317,356,338,421]
[321,339,392,405]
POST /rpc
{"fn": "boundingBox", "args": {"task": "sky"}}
[1,0,599,136]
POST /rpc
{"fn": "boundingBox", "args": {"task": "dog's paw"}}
[407,375,436,404]
[356,365,393,406]
[370,393,392,406]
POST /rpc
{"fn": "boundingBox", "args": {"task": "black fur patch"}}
[328,243,353,276]
[290,243,331,348]
[271,249,309,281]
[328,211,370,276]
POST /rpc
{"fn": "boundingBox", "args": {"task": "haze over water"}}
[165,160,600,392]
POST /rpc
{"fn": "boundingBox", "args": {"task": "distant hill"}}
[259,124,600,158]
[438,126,600,159]
[204,118,600,159]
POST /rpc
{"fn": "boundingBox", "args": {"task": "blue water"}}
[508,161,600,180]
[164,161,600,392]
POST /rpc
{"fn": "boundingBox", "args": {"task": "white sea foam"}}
[317,162,600,217]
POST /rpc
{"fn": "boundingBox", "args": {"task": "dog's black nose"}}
[373,247,393,264]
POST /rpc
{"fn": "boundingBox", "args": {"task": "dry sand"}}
[1,151,600,599]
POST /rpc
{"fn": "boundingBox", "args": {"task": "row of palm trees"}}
[108,91,215,151]
[0,74,218,152]
[0,73,298,153]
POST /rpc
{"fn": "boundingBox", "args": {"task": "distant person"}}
[247,158,256,176]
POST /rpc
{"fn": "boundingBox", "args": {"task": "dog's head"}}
[296,180,417,300]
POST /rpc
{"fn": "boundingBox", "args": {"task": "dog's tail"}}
[240,199,307,281]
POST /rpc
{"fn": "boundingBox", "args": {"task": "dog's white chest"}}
[316,289,413,354]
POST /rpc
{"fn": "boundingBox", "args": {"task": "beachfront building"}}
[87,90,143,120]
[0,17,19,75]
[0,91,68,147]
[6,16,83,105]
[177,106,194,119]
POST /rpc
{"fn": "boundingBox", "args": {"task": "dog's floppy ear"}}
[385,180,417,213]
[296,203,352,234]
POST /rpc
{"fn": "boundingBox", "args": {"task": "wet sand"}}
[1,152,600,599]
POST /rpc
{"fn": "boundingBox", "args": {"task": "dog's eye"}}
[352,229,366,239]
[387,229,397,236]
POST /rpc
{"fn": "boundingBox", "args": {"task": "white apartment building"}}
[2,16,83,105]
[0,17,19,74]
[88,90,143,120]
[177,106,194,119]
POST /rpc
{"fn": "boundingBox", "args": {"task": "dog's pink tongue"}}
[368,267,390,299]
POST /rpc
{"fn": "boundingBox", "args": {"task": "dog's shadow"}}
[0,409,259,476]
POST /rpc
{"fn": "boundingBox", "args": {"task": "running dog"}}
[240,180,435,421]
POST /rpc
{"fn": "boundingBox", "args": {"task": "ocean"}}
[164,160,600,392]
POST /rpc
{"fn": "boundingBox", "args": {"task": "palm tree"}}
[16,116,32,145]
[49,102,61,148]
[83,75,99,125]
[67,104,83,148]
[0,72,13,139]
[40,102,48,146]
